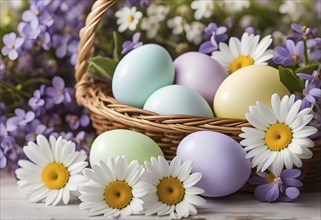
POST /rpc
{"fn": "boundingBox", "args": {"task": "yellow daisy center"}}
[104,181,132,209]
[204,3,210,10]
[265,123,293,151]
[229,56,254,74]
[157,177,185,205]
[42,163,70,189]
[127,15,134,23]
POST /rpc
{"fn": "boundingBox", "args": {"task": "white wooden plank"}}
[1,172,320,219]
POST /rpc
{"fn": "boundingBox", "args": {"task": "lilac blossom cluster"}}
[0,76,92,171]
[273,23,317,66]
[1,0,91,65]
[273,23,321,138]
[1,0,93,172]
[199,23,228,54]
[249,169,303,202]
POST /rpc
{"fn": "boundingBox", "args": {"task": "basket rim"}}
[76,79,251,134]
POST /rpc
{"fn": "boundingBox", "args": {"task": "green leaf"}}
[113,31,122,62]
[279,66,304,93]
[295,62,320,75]
[88,56,118,80]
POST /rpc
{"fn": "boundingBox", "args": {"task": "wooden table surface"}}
[1,172,320,220]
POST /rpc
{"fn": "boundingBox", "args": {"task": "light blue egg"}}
[112,44,175,108]
[143,85,214,117]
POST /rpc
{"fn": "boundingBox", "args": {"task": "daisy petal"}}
[170,156,181,177]
[293,126,317,138]
[178,160,193,182]
[183,172,202,188]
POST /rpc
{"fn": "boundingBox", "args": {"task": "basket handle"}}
[75,0,118,83]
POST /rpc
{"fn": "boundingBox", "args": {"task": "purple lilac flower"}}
[46,76,71,104]
[297,70,321,86]
[1,33,24,60]
[301,80,321,109]
[66,112,90,130]
[37,32,51,50]
[289,23,313,42]
[244,26,259,35]
[25,120,48,142]
[0,148,7,169]
[0,118,18,138]
[12,108,35,127]
[126,0,149,8]
[249,169,303,202]
[28,87,45,111]
[80,111,90,127]
[1,136,20,164]
[0,118,19,138]
[225,16,234,30]
[67,40,79,66]
[273,40,304,66]
[199,23,228,54]
[121,33,143,55]
[22,2,53,28]
[66,114,80,130]
[19,21,42,40]
[72,131,90,153]
[307,37,321,61]
[53,35,70,58]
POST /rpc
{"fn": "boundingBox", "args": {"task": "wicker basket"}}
[75,0,321,191]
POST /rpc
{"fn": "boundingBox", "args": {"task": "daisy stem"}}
[155,36,177,49]
[302,38,309,65]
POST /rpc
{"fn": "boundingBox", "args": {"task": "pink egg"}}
[174,52,227,106]
[177,131,251,197]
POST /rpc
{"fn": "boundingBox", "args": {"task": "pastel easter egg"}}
[143,85,214,118]
[177,131,251,197]
[90,129,164,166]
[214,65,290,119]
[174,52,228,105]
[112,44,175,108]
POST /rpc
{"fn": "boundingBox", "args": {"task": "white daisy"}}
[79,156,145,218]
[212,32,273,74]
[139,156,206,219]
[191,0,214,20]
[115,6,142,32]
[240,94,317,176]
[141,17,159,39]
[279,0,303,21]
[222,0,250,14]
[184,21,205,45]
[147,4,170,22]
[167,16,185,35]
[15,135,88,206]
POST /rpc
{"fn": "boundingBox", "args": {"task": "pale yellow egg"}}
[213,65,290,119]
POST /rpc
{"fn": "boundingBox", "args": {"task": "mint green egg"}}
[112,44,175,108]
[89,129,164,166]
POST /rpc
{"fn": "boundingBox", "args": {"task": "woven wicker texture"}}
[75,0,321,191]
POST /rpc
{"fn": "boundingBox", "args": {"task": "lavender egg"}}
[177,131,251,197]
[174,52,227,106]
